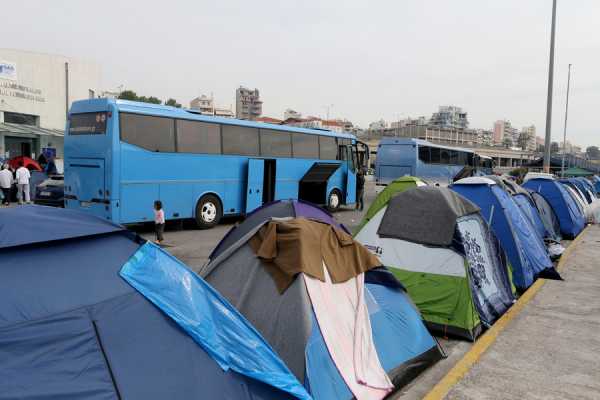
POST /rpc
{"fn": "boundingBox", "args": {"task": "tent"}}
[590,176,600,194]
[202,200,443,399]
[486,176,548,241]
[486,175,564,257]
[452,177,558,291]
[523,177,586,239]
[354,176,427,234]
[559,180,598,224]
[0,205,308,400]
[7,155,43,171]
[527,189,562,242]
[355,186,515,340]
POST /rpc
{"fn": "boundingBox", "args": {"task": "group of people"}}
[0,161,32,206]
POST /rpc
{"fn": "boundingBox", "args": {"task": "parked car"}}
[34,175,64,207]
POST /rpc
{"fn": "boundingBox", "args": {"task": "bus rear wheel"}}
[327,189,342,212]
[195,194,222,229]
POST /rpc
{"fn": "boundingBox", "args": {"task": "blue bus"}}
[375,138,493,186]
[64,98,368,227]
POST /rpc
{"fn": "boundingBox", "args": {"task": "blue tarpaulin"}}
[120,242,311,400]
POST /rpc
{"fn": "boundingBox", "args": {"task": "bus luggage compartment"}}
[298,162,340,205]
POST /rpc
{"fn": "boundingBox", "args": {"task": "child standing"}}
[154,200,165,244]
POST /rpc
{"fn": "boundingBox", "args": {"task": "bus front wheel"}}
[195,195,222,229]
[327,189,342,212]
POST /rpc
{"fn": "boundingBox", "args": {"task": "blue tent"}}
[0,205,306,400]
[451,178,557,291]
[512,193,547,241]
[523,178,585,239]
[567,178,595,203]
[201,200,443,399]
[591,176,600,194]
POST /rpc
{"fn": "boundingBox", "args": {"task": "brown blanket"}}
[249,218,381,293]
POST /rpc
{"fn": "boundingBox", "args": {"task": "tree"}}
[550,141,560,154]
[117,90,138,101]
[165,98,182,108]
[536,143,545,153]
[137,96,162,104]
[117,90,162,104]
[502,137,512,148]
[586,146,600,160]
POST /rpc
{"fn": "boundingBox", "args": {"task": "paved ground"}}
[441,225,600,400]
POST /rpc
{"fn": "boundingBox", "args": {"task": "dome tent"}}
[354,176,427,235]
[355,186,515,341]
[0,205,308,400]
[452,177,559,291]
[202,200,443,399]
[486,175,564,258]
[523,176,585,239]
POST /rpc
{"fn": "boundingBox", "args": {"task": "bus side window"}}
[120,113,175,152]
[440,149,450,164]
[222,125,259,156]
[418,146,431,163]
[176,120,221,154]
[260,129,292,157]
[319,136,337,160]
[430,147,441,164]
[292,133,319,159]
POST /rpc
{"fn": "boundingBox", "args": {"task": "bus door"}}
[245,158,276,214]
[246,159,264,213]
[343,145,357,204]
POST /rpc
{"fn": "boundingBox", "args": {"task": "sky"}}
[2,0,599,147]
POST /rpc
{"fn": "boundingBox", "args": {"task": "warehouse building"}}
[0,48,101,160]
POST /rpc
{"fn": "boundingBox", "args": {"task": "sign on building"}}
[0,61,17,80]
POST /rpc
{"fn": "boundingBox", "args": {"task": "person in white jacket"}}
[15,161,31,204]
[0,164,12,205]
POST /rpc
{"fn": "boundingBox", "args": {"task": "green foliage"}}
[117,89,171,106]
[509,167,528,177]
[117,90,138,101]
[165,98,182,108]
[550,141,560,154]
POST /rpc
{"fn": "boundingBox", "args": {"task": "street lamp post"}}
[543,0,558,173]
[561,64,572,178]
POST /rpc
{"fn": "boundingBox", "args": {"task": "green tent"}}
[354,176,426,235]
[354,187,516,340]
[563,167,594,177]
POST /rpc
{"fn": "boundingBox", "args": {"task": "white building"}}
[0,49,101,159]
[189,94,234,118]
[283,109,302,120]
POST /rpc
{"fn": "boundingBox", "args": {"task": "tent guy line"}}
[421,225,590,400]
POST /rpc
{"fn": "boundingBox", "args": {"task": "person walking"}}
[0,164,12,206]
[15,161,31,205]
[356,169,365,211]
[153,200,165,245]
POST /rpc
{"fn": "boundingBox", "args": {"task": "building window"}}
[120,113,175,152]
[292,133,319,159]
[260,129,292,157]
[222,125,259,156]
[176,119,221,154]
[4,112,38,126]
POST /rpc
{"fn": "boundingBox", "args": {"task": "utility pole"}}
[543,0,557,173]
[561,64,572,178]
